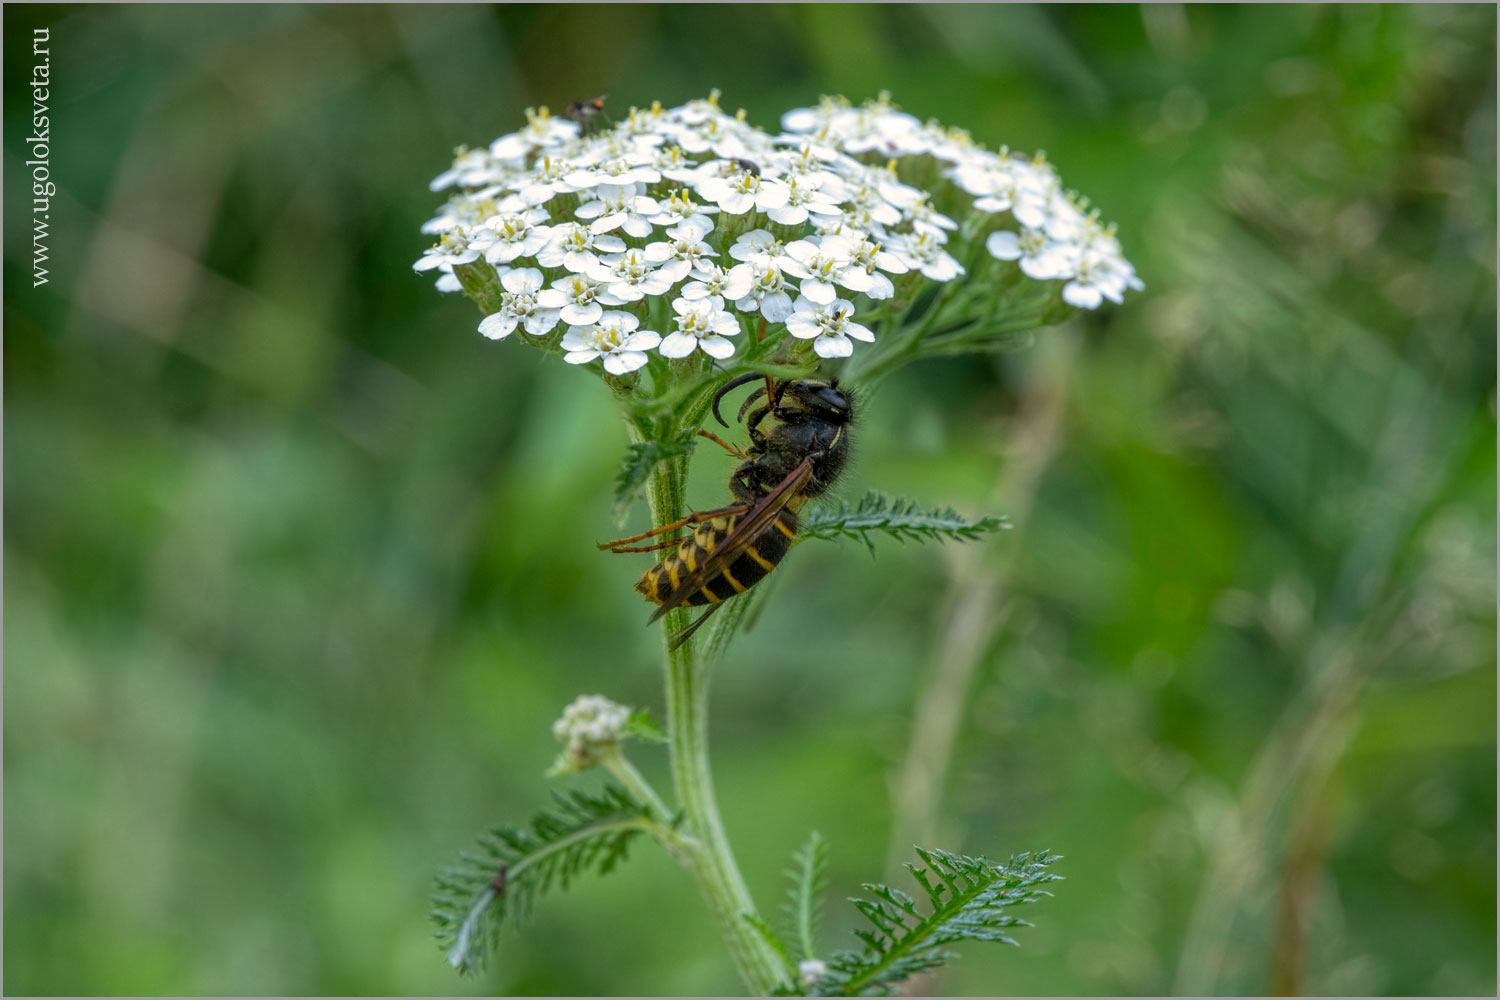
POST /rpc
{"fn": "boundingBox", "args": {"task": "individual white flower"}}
[481,209,551,264]
[422,193,500,235]
[549,694,631,774]
[893,230,966,281]
[906,197,958,239]
[1039,189,1088,244]
[785,295,874,358]
[648,189,718,228]
[587,248,677,303]
[476,268,561,340]
[490,106,578,160]
[728,228,787,264]
[771,141,841,178]
[575,183,660,237]
[780,234,857,304]
[1062,230,1143,308]
[780,94,851,134]
[798,959,828,991]
[644,217,718,282]
[537,272,609,325]
[676,90,725,126]
[412,227,488,271]
[429,146,501,192]
[560,312,661,375]
[986,227,1077,280]
[697,166,788,216]
[650,144,711,184]
[966,155,1051,229]
[536,222,626,273]
[513,155,580,206]
[564,156,661,190]
[763,174,843,227]
[729,260,796,321]
[659,297,742,359]
[838,98,924,156]
[840,237,902,300]
[679,261,752,303]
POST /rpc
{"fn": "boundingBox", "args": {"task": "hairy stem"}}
[646,451,786,996]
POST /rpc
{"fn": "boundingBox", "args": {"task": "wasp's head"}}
[783,378,853,425]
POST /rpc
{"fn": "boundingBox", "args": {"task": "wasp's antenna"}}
[710,373,764,428]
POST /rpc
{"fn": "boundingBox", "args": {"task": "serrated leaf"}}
[431,785,652,975]
[621,708,667,744]
[816,848,1062,997]
[612,433,697,523]
[800,492,1008,554]
[783,830,830,963]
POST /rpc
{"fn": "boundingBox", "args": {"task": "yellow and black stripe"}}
[636,509,799,606]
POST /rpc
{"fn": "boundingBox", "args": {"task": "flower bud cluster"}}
[550,694,631,774]
[416,92,1140,374]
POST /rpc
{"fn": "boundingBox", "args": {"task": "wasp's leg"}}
[743,403,772,449]
[598,504,752,551]
[667,601,726,651]
[605,536,689,554]
[696,429,746,459]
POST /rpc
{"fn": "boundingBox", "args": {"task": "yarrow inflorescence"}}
[416,91,1141,374]
[550,694,631,774]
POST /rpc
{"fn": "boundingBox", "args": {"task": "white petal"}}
[624,330,662,351]
[785,315,820,339]
[986,231,1021,260]
[502,268,542,294]
[603,351,648,375]
[563,349,600,365]
[561,302,602,325]
[1063,282,1104,309]
[658,332,700,358]
[621,216,654,238]
[813,334,853,358]
[761,292,793,322]
[801,280,836,305]
[699,336,737,359]
[524,309,561,336]
[478,313,515,340]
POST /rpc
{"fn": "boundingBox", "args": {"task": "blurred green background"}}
[4,4,1495,996]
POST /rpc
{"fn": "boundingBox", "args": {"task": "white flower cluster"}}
[416,93,1139,373]
[780,94,1143,310]
[550,694,630,773]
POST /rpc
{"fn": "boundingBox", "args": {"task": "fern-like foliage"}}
[800,492,1008,554]
[432,785,653,975]
[621,707,667,744]
[784,831,831,962]
[612,433,697,522]
[817,848,1062,997]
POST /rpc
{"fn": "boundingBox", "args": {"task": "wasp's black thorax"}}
[730,379,852,504]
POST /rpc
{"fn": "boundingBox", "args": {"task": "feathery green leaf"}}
[432,785,652,975]
[816,848,1062,996]
[743,912,799,987]
[612,433,697,523]
[621,707,668,744]
[784,831,831,962]
[800,492,1008,554]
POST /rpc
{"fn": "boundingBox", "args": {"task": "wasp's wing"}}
[647,457,814,624]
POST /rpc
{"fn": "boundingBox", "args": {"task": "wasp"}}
[565,95,610,133]
[599,374,853,648]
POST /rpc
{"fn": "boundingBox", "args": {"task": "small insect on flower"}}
[565,94,610,135]
[598,374,855,649]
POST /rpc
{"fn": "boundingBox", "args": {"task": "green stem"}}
[646,452,786,996]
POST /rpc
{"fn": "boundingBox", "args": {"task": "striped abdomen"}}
[636,509,799,606]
